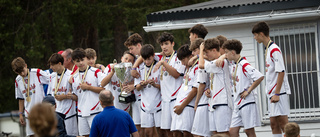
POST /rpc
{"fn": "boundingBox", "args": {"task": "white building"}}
[144,0,320,136]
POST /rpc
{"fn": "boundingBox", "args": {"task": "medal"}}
[160,51,175,80]
[210,73,214,90]
[26,96,31,102]
[233,57,242,93]
[148,84,151,88]
[118,88,121,92]
[164,71,168,76]
[184,85,188,91]
[22,69,31,102]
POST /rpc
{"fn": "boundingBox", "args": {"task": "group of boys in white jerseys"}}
[13,21,291,137]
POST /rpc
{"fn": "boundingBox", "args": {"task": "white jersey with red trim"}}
[15,68,49,117]
[104,64,131,111]
[72,66,105,117]
[155,52,185,102]
[204,59,233,109]
[175,64,199,107]
[47,69,76,117]
[265,42,291,98]
[135,61,161,113]
[232,57,263,109]
[197,68,210,105]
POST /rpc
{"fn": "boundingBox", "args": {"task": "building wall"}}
[206,23,258,68]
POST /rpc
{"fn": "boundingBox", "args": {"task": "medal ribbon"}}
[233,56,242,93]
[79,66,89,83]
[22,69,30,99]
[264,40,272,61]
[210,73,214,90]
[185,59,199,87]
[54,69,65,95]
[144,61,155,81]
[160,51,175,80]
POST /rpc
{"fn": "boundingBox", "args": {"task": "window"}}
[260,23,320,121]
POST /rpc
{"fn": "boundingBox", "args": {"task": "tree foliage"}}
[0,0,209,113]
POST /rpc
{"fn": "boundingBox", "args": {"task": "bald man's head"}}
[99,90,114,106]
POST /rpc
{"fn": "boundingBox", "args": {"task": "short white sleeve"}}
[197,69,207,84]
[272,51,286,72]
[204,60,223,73]
[243,64,264,81]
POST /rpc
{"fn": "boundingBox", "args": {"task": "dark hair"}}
[216,35,227,48]
[71,48,86,61]
[85,48,96,59]
[157,32,174,44]
[252,22,270,37]
[11,57,26,73]
[188,24,208,39]
[99,90,114,106]
[204,38,220,51]
[140,44,155,59]
[48,53,64,65]
[124,33,143,47]
[123,51,136,61]
[189,38,204,51]
[177,44,192,60]
[222,39,243,54]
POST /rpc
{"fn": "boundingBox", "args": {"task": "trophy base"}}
[119,94,136,103]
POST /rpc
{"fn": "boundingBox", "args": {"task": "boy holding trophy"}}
[101,51,136,112]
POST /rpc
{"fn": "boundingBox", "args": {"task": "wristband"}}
[18,112,23,115]
[132,68,137,70]
[197,55,199,58]
[275,94,280,96]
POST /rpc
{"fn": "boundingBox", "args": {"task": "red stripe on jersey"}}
[142,102,145,107]
[156,101,161,107]
[242,63,250,77]
[158,55,163,61]
[222,61,225,68]
[243,57,247,60]
[25,109,29,115]
[212,87,224,100]
[270,48,281,60]
[237,98,243,105]
[64,103,73,115]
[15,80,18,87]
[268,83,277,94]
[107,64,111,73]
[194,66,198,74]
[94,69,101,78]
[72,65,78,75]
[171,85,182,97]
[180,97,187,103]
[37,69,42,83]
[124,105,130,111]
[91,102,100,110]
[78,109,81,112]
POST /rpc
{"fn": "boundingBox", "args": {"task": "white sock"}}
[272,134,282,137]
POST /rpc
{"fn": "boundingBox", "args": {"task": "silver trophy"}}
[114,62,136,103]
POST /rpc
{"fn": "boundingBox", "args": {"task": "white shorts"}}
[161,101,175,129]
[171,106,195,132]
[78,114,97,136]
[26,118,34,136]
[268,94,290,117]
[132,99,141,125]
[230,103,261,129]
[191,105,211,136]
[141,109,161,128]
[210,105,232,132]
[208,111,215,131]
[65,115,78,136]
